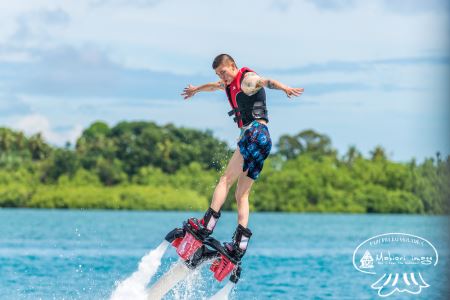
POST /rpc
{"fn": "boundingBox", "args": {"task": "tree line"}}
[0,121,448,214]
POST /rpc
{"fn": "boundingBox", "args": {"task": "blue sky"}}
[0,0,449,161]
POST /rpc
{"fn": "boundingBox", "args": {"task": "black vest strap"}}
[228,108,241,116]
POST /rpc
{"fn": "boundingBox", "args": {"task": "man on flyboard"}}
[169,54,304,281]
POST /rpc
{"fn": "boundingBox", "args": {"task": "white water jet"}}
[209,281,235,300]
[147,261,191,299]
[110,240,169,300]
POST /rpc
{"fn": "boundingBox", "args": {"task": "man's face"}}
[215,62,238,85]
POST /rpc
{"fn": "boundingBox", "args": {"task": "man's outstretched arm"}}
[181,81,225,100]
[241,72,304,98]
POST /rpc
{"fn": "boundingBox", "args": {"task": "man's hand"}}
[181,84,197,100]
[283,87,304,98]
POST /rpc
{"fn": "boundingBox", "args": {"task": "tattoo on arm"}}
[267,80,275,89]
[241,72,261,95]
[245,73,258,87]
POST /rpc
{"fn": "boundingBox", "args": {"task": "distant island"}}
[0,121,448,214]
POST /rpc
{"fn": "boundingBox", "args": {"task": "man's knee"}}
[220,174,236,190]
[235,189,249,202]
[235,190,241,201]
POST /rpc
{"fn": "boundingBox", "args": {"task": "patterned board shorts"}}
[237,121,272,180]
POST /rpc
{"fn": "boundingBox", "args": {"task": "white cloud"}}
[14,113,83,146]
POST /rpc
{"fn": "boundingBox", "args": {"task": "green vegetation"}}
[0,122,448,214]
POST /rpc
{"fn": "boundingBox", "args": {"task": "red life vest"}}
[225,67,268,128]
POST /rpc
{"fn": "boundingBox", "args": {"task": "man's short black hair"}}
[212,54,236,69]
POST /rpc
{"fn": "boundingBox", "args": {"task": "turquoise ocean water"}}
[0,209,448,299]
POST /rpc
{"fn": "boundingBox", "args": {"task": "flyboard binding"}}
[165,218,242,283]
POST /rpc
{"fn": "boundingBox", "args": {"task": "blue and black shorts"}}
[237,121,272,180]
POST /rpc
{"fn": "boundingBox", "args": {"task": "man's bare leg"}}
[210,148,244,212]
[219,172,254,262]
[235,172,254,228]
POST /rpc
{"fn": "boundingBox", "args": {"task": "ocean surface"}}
[0,209,448,300]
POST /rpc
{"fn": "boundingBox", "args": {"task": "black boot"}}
[184,207,221,240]
[225,224,252,261]
[201,207,221,233]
